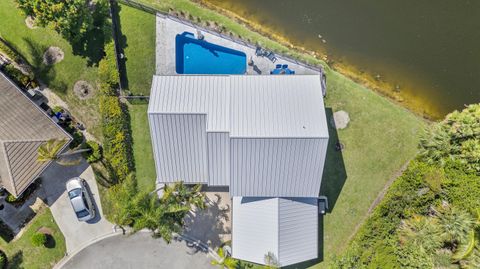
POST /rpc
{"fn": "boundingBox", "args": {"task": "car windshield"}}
[75,209,90,218]
[68,188,82,199]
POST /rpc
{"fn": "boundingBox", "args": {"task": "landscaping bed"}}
[0,207,66,269]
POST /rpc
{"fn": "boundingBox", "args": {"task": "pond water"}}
[205,0,480,118]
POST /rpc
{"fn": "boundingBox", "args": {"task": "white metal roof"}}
[148,75,328,138]
[148,75,329,197]
[232,197,318,266]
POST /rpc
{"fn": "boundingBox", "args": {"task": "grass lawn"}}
[0,0,102,137]
[116,4,156,95]
[0,207,66,269]
[129,103,156,191]
[118,1,427,267]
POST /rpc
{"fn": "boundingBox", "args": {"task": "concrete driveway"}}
[40,160,113,254]
[61,232,213,269]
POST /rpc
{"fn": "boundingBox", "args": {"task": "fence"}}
[112,0,324,74]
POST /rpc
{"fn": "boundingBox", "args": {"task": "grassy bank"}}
[117,0,427,267]
[0,208,66,269]
[0,0,102,137]
[116,4,156,95]
[129,103,156,190]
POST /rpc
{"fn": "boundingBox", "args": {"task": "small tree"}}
[211,247,238,269]
[16,0,94,44]
[264,251,280,268]
[31,233,46,247]
[37,139,90,166]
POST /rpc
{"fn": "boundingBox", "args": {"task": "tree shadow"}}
[319,107,348,212]
[22,37,68,93]
[8,251,24,269]
[44,234,56,249]
[183,190,231,249]
[71,2,111,66]
[110,1,129,90]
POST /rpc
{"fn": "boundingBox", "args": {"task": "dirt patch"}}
[37,226,53,235]
[25,15,37,29]
[73,80,94,99]
[332,110,350,129]
[43,47,64,65]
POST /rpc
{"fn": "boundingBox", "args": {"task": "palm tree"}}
[37,139,90,166]
[435,204,476,244]
[398,214,442,253]
[211,247,238,269]
[130,190,190,242]
[160,181,207,210]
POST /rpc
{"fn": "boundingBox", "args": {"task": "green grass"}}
[118,1,427,267]
[129,104,156,190]
[0,208,66,269]
[312,70,426,268]
[0,0,102,137]
[117,4,156,95]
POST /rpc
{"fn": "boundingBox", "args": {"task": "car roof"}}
[66,177,83,191]
[70,196,87,212]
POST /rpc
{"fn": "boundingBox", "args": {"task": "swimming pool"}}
[176,32,247,74]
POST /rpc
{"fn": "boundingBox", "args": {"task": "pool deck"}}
[156,15,320,76]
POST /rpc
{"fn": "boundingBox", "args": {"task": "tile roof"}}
[0,72,71,197]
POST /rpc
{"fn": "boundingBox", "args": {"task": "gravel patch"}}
[43,46,64,65]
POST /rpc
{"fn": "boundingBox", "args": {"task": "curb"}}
[53,228,124,269]
[53,228,221,268]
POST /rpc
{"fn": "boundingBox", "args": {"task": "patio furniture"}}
[266,52,277,63]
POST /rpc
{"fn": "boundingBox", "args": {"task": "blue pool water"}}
[176,32,247,74]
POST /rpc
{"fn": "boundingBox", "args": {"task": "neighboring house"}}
[0,72,71,198]
[148,75,329,266]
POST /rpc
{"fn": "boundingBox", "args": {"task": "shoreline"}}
[194,0,439,120]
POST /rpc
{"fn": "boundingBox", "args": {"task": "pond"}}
[205,0,480,118]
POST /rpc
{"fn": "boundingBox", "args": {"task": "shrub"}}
[83,140,102,163]
[31,232,47,247]
[1,63,33,88]
[5,193,17,203]
[99,88,131,180]
[0,250,5,269]
[98,42,119,87]
[419,104,480,174]
[69,130,85,149]
[0,37,22,63]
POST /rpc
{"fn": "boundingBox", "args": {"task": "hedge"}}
[0,63,36,89]
[0,37,22,63]
[98,41,119,87]
[97,39,132,182]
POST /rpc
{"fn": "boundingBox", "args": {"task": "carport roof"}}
[0,72,71,197]
[232,197,319,266]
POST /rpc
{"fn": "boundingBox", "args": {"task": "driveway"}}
[40,160,113,254]
[61,232,213,269]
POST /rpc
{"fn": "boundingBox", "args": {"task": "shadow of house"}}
[320,108,347,212]
[182,192,231,249]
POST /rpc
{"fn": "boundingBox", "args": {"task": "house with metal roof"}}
[0,72,71,197]
[148,74,328,266]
